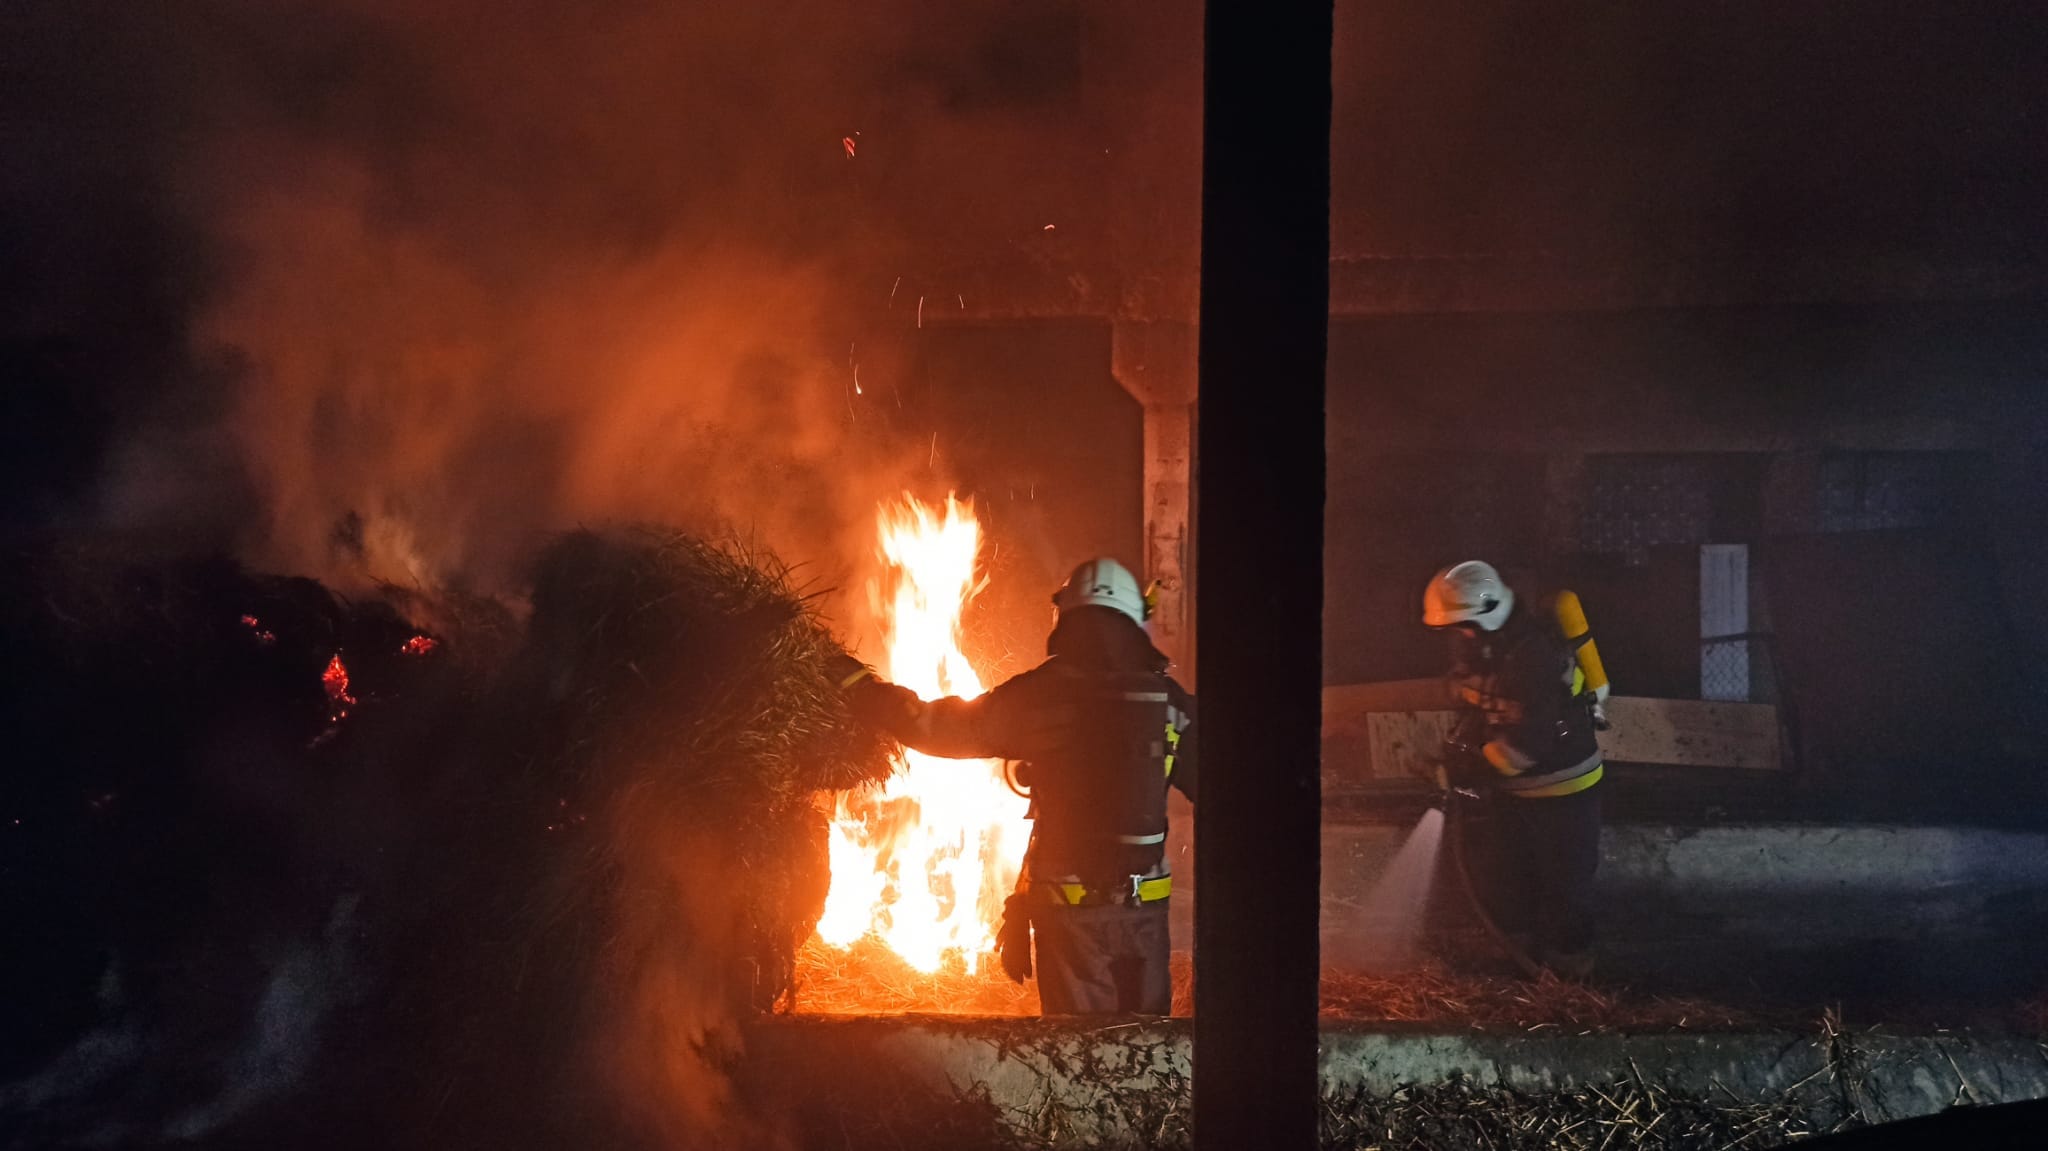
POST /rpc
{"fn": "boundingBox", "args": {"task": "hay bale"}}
[524,526,891,799]
[0,527,891,1149]
[486,527,893,1143]
[513,527,889,1011]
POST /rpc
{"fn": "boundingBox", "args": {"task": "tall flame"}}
[814,496,1033,973]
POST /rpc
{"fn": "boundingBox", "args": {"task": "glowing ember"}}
[322,653,356,719]
[400,634,439,656]
[240,614,276,646]
[814,496,1032,975]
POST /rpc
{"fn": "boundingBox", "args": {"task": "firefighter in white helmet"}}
[830,557,1195,1015]
[1424,560,1608,979]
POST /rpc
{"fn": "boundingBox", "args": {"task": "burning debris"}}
[792,937,1038,1017]
[320,653,356,719]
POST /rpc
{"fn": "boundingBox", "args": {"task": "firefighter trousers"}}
[1479,785,1602,958]
[1032,900,1172,1015]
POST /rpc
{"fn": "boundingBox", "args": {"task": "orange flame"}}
[322,653,356,719]
[814,496,1032,974]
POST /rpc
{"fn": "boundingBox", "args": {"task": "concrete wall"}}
[1161,809,2048,1007]
[745,1017,2048,1147]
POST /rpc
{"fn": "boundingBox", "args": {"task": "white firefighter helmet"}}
[1422,560,1516,631]
[1053,557,1148,627]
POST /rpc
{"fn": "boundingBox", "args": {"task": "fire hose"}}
[1432,747,1548,981]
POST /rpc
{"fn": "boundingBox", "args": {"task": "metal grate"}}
[1701,639,1752,702]
[1580,456,1712,563]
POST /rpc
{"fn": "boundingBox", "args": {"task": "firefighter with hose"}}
[1423,560,1609,980]
[829,558,1196,1015]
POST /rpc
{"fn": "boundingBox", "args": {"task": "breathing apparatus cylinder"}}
[1551,589,1610,703]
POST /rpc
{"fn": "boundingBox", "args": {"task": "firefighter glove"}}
[997,893,1034,984]
[843,678,924,740]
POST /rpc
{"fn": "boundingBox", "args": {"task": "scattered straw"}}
[789,937,1038,1016]
[793,943,1757,1031]
[1316,964,1760,1032]
[1318,1073,1823,1151]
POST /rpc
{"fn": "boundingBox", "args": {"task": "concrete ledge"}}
[1596,825,2048,895]
[744,1017,2048,1147]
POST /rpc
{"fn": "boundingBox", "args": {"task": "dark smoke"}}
[9,0,1097,601]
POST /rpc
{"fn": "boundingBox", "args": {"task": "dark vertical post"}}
[1192,1,1331,1148]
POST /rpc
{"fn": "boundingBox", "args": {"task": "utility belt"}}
[1032,868,1172,908]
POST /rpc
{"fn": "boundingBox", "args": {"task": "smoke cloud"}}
[3,2,1098,1144]
[39,0,1093,605]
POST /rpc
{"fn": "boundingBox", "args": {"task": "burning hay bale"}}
[523,526,892,801]
[515,526,894,1010]
[0,527,892,1148]
[377,526,896,1146]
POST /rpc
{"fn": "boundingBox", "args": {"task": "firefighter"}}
[1423,560,1607,979]
[829,557,1195,1015]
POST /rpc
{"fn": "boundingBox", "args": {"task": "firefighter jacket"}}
[848,608,1195,885]
[1448,599,1603,799]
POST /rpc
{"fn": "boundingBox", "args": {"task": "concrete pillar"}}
[1112,321,1198,682]
[1191,0,1330,1144]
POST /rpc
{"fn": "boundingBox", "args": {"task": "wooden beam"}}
[1322,686,1784,772]
[1599,697,1782,771]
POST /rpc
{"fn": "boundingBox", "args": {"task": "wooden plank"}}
[1323,678,1451,736]
[1365,710,1458,780]
[1323,682,1783,772]
[1598,696,1782,770]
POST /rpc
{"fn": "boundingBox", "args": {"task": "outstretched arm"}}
[831,656,1057,761]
